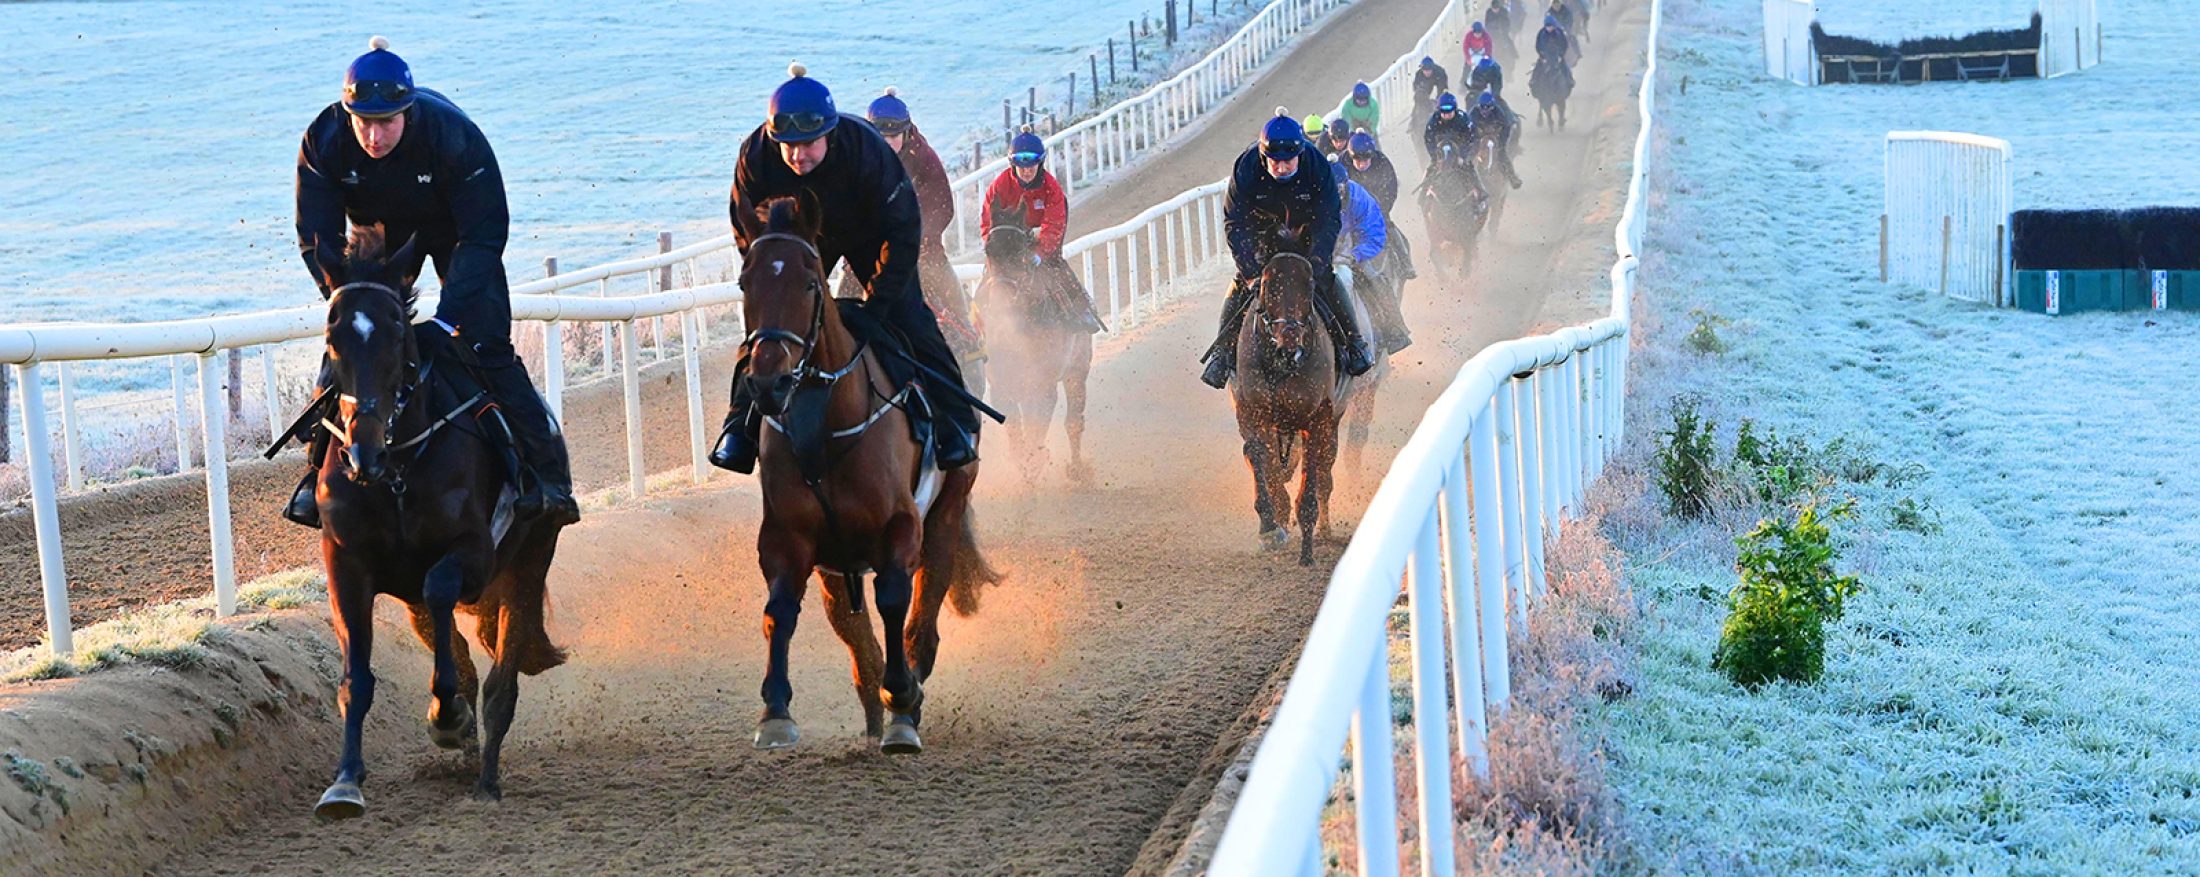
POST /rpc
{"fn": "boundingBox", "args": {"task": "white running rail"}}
[943,0,1353,255]
[1210,0,1659,870]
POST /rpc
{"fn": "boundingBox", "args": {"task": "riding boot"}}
[1316,273,1376,377]
[708,359,764,474]
[282,427,332,529]
[481,360,581,526]
[1201,279,1256,389]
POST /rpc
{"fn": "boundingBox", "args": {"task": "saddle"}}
[826,298,935,452]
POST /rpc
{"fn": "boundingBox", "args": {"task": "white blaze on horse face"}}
[350,312,375,344]
[772,260,785,276]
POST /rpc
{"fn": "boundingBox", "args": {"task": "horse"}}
[975,215,1095,485]
[307,226,567,821]
[1230,252,1357,567]
[1419,144,1491,281]
[739,195,1000,755]
[1531,56,1576,130]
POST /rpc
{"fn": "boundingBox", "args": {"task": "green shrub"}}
[1890,496,1941,534]
[1654,396,1719,519]
[1684,309,1731,355]
[1713,502,1862,688]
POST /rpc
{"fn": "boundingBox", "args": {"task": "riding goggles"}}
[871,117,911,135]
[770,111,834,139]
[1010,150,1045,167]
[344,79,412,104]
[1260,139,1303,159]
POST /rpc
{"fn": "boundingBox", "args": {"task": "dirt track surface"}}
[7,0,1650,872]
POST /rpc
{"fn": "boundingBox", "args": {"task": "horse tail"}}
[473,551,570,676]
[944,503,1003,618]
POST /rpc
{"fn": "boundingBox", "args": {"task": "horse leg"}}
[1064,338,1095,485]
[1311,415,1342,555]
[315,557,377,821]
[754,534,815,750]
[404,580,480,754]
[819,571,886,742]
[1241,434,1283,546]
[876,514,926,754]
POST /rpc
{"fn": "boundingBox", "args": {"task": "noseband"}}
[742,233,861,384]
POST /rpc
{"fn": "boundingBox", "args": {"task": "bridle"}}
[320,280,487,505]
[740,233,913,448]
[1254,253,1316,355]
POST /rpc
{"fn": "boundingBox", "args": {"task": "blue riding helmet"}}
[1546,14,1559,26]
[343,36,415,119]
[1010,130,1046,166]
[1478,90,1498,108]
[1352,81,1371,102]
[1478,56,1500,72]
[1437,92,1459,112]
[1421,55,1436,68]
[768,62,838,144]
[867,87,911,135]
[1328,118,1350,139]
[1348,131,1377,157]
[1260,110,1305,159]
[1472,21,1487,33]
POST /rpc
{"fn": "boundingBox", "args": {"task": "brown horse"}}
[738,196,999,754]
[1231,252,1353,566]
[976,217,1094,485]
[1419,145,1491,281]
[309,227,566,820]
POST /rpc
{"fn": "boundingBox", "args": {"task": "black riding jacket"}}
[1469,64,1506,100]
[1537,24,1570,61]
[1223,143,1342,280]
[296,88,511,338]
[1423,110,1476,163]
[730,114,924,303]
[1345,151,1401,215]
[1411,66,1450,106]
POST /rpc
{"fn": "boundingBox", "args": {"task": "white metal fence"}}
[944,0,1352,255]
[1208,0,1659,868]
[1762,0,1816,85]
[1883,131,2014,306]
[1326,0,1470,124]
[2039,0,2103,78]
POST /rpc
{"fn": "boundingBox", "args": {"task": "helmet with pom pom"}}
[1261,108,1306,159]
[866,86,912,135]
[343,36,415,119]
[1348,131,1377,157]
[1010,128,1046,166]
[768,62,839,143]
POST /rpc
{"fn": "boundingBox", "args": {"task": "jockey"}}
[1463,21,1494,65]
[1411,57,1449,118]
[1470,56,1506,100]
[1422,92,1475,164]
[1537,16,1571,64]
[980,130,1104,333]
[1323,118,1354,161]
[1548,0,1578,35]
[711,63,980,473]
[1468,90,1525,189]
[864,88,983,361]
[1345,132,1415,282]
[1340,82,1381,141]
[1486,0,1515,42]
[289,37,577,529]
[1200,110,1372,389]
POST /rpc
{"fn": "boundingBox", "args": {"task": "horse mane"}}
[761,196,802,234]
[341,225,420,318]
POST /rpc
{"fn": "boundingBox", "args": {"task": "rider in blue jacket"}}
[1200,111,1373,389]
[1335,165,1412,354]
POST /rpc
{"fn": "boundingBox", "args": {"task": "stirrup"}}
[282,472,321,529]
[1201,356,1234,390]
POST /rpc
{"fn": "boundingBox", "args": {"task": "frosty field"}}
[0,0,1230,325]
[1602,0,2200,873]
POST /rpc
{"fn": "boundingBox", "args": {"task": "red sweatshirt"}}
[896,127,957,255]
[1462,30,1493,60]
[979,168,1068,258]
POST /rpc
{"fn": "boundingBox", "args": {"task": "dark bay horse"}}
[1419,145,1491,281]
[1230,252,1354,566]
[976,218,1094,485]
[1473,131,1515,234]
[740,197,999,754]
[310,227,567,820]
[1531,55,1576,130]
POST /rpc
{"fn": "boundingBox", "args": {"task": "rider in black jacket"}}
[288,37,577,528]
[709,64,981,474]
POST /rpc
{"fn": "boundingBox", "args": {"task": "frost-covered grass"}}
[0,569,325,683]
[1602,0,2200,872]
[1813,0,2039,39]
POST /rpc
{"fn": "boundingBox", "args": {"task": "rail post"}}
[17,362,73,656]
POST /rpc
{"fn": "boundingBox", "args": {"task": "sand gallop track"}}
[65,2,1648,873]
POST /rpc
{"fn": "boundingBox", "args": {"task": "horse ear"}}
[314,247,346,299]
[388,233,422,289]
[795,190,825,242]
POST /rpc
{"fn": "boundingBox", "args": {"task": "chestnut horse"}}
[1231,252,1359,566]
[976,217,1094,484]
[738,196,998,754]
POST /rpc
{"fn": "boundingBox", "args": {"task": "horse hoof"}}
[881,718,923,755]
[315,782,366,823]
[429,699,475,750]
[1067,461,1096,486]
[472,782,503,803]
[754,717,801,750]
[1259,527,1289,549]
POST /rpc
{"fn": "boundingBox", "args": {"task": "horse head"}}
[1254,251,1317,355]
[740,195,830,417]
[319,225,421,486]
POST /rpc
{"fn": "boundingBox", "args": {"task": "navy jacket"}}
[1344,151,1401,215]
[1411,66,1449,105]
[1423,110,1476,163]
[1224,144,1341,280]
[296,88,511,338]
[1537,24,1570,61]
[730,114,923,303]
[1469,63,1505,100]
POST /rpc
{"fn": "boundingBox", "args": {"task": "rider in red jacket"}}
[980,131,1103,332]
[1462,21,1495,65]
